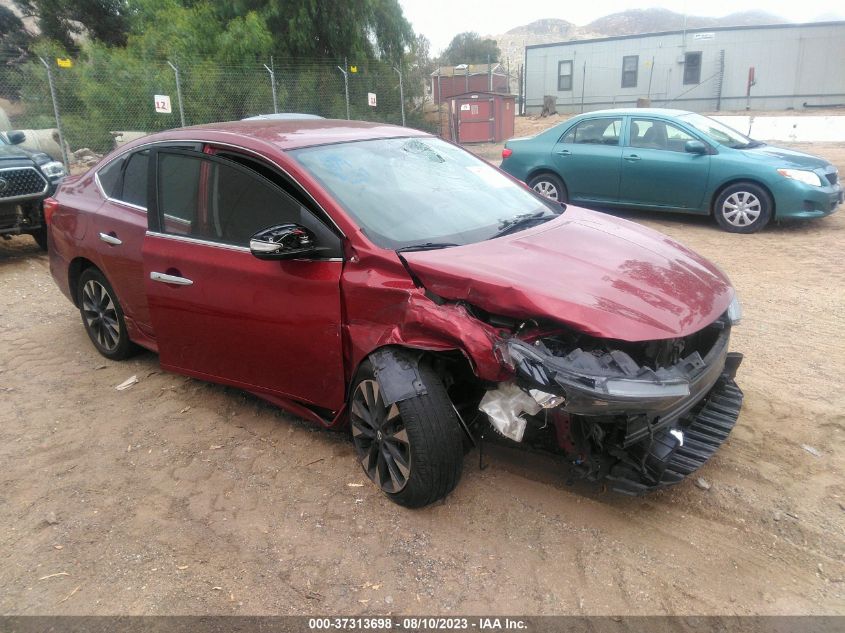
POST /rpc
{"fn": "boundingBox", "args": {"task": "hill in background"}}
[490,8,789,69]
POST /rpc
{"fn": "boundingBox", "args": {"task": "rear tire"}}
[528,173,568,203]
[350,358,464,508]
[77,268,137,360]
[713,182,772,233]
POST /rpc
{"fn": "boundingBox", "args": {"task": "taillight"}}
[43,197,59,226]
[502,148,513,159]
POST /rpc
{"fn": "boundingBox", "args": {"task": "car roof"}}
[157,118,430,151]
[575,108,694,118]
[241,113,325,120]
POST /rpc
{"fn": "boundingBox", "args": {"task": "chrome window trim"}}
[92,138,346,238]
[0,166,49,202]
[94,170,148,213]
[144,230,343,262]
[146,230,249,252]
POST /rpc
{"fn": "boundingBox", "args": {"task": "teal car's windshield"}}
[291,137,559,250]
[677,113,758,149]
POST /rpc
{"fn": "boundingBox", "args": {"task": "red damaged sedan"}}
[46,119,743,507]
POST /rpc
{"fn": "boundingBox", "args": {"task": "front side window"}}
[684,52,702,85]
[156,151,305,246]
[621,55,638,88]
[558,61,573,91]
[291,137,558,250]
[561,118,623,146]
[629,119,695,151]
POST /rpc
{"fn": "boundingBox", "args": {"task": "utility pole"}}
[166,61,185,127]
[393,65,405,126]
[264,59,278,114]
[38,57,70,169]
[337,65,350,120]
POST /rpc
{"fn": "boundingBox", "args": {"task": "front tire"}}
[528,173,568,203]
[77,268,137,360]
[350,359,464,508]
[714,182,772,233]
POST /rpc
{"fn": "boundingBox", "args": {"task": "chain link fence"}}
[0,54,434,171]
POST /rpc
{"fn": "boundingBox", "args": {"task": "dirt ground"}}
[1,139,844,617]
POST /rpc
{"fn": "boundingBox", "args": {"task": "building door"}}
[456,97,494,143]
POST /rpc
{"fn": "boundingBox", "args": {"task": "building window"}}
[684,51,702,85]
[621,55,638,88]
[558,61,573,91]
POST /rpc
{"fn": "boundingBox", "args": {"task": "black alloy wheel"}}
[77,268,137,360]
[351,379,412,494]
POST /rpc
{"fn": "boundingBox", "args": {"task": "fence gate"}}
[455,96,494,143]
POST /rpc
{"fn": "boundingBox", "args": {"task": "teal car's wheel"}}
[714,182,772,233]
[528,173,567,203]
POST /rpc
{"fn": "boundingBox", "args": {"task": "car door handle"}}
[555,149,571,156]
[623,154,641,162]
[150,271,193,286]
[99,232,122,246]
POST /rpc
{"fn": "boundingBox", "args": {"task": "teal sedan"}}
[500,108,843,233]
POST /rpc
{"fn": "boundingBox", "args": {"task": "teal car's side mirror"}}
[685,140,708,154]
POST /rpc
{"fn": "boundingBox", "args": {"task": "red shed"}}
[445,91,515,144]
[431,64,509,102]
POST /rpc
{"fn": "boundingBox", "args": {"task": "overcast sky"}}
[399,0,845,53]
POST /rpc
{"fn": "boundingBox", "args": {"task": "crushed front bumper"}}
[606,370,743,495]
[495,321,743,494]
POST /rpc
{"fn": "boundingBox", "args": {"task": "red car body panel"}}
[48,119,735,428]
[142,233,346,410]
[402,206,733,341]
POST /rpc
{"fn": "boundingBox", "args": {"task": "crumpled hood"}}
[402,206,734,341]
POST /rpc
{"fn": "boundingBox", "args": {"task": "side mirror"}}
[7,130,26,145]
[685,140,708,154]
[249,223,322,260]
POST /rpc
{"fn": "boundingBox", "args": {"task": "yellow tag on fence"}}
[350,65,358,73]
[56,58,73,68]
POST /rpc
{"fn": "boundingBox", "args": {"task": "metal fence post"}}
[38,57,70,169]
[166,61,186,127]
[337,66,350,120]
[393,66,405,126]
[264,63,278,114]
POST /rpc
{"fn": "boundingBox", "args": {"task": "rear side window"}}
[159,153,201,232]
[97,156,125,198]
[121,151,149,208]
[97,149,149,208]
[561,118,623,146]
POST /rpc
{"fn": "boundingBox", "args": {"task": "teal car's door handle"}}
[555,149,571,156]
[623,154,641,162]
